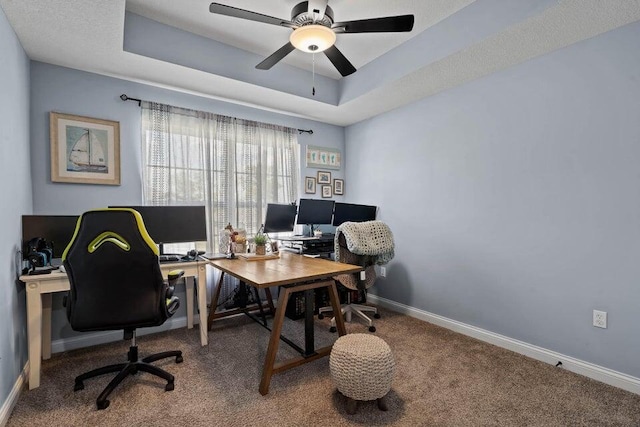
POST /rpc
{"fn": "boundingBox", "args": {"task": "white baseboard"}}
[367,294,640,395]
[0,362,28,427]
[51,316,188,354]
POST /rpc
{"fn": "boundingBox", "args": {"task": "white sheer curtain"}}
[141,102,300,252]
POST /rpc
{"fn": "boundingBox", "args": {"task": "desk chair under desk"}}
[319,221,395,333]
[19,259,207,390]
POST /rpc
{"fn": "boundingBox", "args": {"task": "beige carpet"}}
[8,308,640,426]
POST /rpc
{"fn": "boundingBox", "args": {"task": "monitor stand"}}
[307,224,315,238]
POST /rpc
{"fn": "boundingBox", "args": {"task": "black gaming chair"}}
[62,208,184,410]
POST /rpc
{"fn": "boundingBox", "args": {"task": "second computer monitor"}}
[109,205,207,245]
[332,202,377,226]
[296,199,334,225]
[263,203,297,233]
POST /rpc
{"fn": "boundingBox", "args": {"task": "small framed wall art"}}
[50,112,121,185]
[321,185,332,198]
[306,145,341,170]
[333,179,344,195]
[317,170,331,184]
[305,176,316,194]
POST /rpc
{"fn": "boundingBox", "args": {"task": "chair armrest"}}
[164,269,184,317]
[167,269,185,285]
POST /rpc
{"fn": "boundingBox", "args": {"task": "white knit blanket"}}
[335,221,395,265]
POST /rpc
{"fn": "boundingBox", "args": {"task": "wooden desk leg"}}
[185,276,194,329]
[207,271,224,330]
[41,293,53,360]
[26,283,42,389]
[265,288,275,314]
[197,263,208,346]
[328,281,347,336]
[259,286,291,395]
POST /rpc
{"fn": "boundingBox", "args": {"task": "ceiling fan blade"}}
[332,15,414,33]
[209,3,295,29]
[324,45,356,77]
[256,42,296,70]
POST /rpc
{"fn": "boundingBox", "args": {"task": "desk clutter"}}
[236,253,279,261]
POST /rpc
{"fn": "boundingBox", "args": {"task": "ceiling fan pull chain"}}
[312,52,316,96]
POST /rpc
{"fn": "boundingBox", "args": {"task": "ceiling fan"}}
[209,1,414,77]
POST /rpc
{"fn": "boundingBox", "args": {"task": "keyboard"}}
[159,254,181,263]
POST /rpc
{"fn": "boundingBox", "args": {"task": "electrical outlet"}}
[380,267,386,277]
[593,310,607,329]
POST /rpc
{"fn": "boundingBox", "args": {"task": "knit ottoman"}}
[329,333,395,414]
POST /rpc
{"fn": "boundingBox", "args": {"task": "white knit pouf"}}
[329,333,395,414]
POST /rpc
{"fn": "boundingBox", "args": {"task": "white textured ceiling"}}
[1,0,640,126]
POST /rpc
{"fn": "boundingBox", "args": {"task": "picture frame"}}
[321,185,332,198]
[306,145,341,170]
[333,179,344,195]
[317,171,331,184]
[50,112,121,185]
[305,176,316,194]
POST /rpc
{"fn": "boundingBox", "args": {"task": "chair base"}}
[74,346,183,410]
[319,303,380,332]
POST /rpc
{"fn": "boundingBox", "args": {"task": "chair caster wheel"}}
[318,313,324,319]
[176,355,183,363]
[374,313,381,319]
[165,381,175,391]
[329,326,337,333]
[97,400,110,410]
[74,381,84,391]
[369,326,376,332]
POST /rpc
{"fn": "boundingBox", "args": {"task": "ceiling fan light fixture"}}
[290,24,336,53]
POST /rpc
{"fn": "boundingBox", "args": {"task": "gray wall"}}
[0,6,32,406]
[346,21,640,379]
[29,62,345,343]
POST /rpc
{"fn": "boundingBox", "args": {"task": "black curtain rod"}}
[120,93,141,106]
[119,93,313,135]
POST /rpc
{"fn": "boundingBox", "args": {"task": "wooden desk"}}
[19,260,208,390]
[206,252,362,395]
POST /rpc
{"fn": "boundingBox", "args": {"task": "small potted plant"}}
[254,233,268,255]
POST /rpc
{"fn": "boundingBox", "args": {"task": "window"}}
[141,102,299,252]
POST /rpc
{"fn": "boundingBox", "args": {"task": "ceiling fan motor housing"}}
[291,1,334,28]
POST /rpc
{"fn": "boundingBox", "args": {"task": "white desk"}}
[19,260,208,390]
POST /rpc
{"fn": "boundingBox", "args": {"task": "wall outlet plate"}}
[593,310,607,328]
[380,267,387,277]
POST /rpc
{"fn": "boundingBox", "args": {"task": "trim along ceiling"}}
[2,0,639,126]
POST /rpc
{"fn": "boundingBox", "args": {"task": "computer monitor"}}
[22,215,79,258]
[332,202,377,226]
[296,199,335,226]
[109,206,207,250]
[263,203,297,233]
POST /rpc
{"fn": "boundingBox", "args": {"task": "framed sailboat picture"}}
[50,112,120,185]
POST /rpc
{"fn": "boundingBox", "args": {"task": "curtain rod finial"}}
[120,94,142,107]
